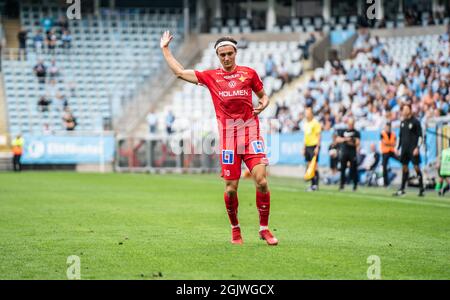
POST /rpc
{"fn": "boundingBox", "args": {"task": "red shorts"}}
[219,134,268,181]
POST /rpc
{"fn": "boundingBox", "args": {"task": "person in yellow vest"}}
[380,122,397,187]
[302,107,321,191]
[11,134,24,172]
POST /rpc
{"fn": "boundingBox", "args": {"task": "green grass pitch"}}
[0,171,449,279]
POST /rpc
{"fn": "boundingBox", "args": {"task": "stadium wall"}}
[18,133,115,172]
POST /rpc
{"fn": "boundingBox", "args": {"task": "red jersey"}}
[195,66,264,138]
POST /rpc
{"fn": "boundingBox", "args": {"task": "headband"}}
[215,41,237,52]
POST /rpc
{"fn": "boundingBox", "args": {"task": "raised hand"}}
[160,30,173,49]
[253,96,269,116]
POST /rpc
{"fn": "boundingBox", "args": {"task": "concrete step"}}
[0,155,13,171]
[3,18,21,49]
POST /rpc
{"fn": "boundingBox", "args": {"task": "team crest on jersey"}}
[228,80,237,88]
[251,141,265,154]
[222,150,235,164]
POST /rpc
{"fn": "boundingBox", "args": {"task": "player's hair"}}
[402,103,412,111]
[214,37,238,52]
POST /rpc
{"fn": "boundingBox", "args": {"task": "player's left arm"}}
[253,89,270,116]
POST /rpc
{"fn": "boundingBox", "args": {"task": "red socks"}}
[224,192,239,226]
[224,191,271,228]
[256,191,270,227]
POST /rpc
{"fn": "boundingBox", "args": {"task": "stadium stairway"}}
[2,18,20,55]
[267,70,314,114]
[0,152,12,171]
[122,36,204,137]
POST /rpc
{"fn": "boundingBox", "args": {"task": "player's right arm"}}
[160,31,198,84]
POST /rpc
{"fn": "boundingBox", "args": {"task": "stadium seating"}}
[3,4,183,135]
[272,32,449,132]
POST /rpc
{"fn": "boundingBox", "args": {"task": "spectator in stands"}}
[324,133,340,185]
[321,111,335,131]
[437,94,449,115]
[439,25,450,43]
[358,143,380,186]
[67,80,77,97]
[63,108,77,131]
[61,30,72,50]
[147,110,158,134]
[237,37,249,49]
[41,16,53,32]
[165,110,175,135]
[42,123,53,135]
[37,96,51,113]
[405,7,419,26]
[33,60,47,85]
[56,16,69,33]
[352,28,371,58]
[33,29,44,52]
[278,62,290,87]
[56,93,69,111]
[46,28,58,54]
[265,54,277,77]
[416,42,428,58]
[48,59,59,79]
[17,28,27,61]
[46,79,59,101]
[434,1,446,20]
[298,33,316,60]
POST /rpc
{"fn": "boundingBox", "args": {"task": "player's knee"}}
[255,176,268,192]
[225,181,238,196]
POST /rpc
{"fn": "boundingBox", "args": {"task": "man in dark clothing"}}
[17,28,27,60]
[394,104,425,197]
[33,60,46,85]
[337,118,361,191]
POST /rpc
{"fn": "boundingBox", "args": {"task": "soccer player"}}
[336,118,360,191]
[160,31,278,245]
[302,107,321,191]
[394,104,425,197]
[380,122,397,187]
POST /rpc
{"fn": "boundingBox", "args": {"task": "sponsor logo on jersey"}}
[228,80,237,88]
[222,150,235,164]
[252,141,265,154]
[224,74,241,80]
[218,90,250,97]
[238,75,247,82]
